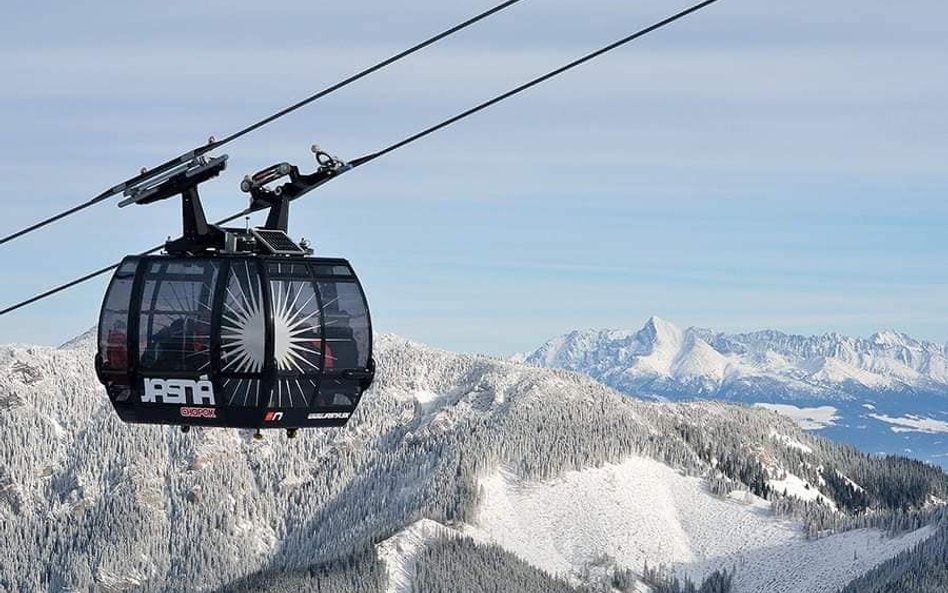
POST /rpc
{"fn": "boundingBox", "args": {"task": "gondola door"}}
[132,259,220,425]
[309,263,373,425]
[261,261,325,426]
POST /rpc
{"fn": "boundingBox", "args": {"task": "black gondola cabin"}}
[94,150,375,432]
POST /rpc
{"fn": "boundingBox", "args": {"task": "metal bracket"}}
[118,155,228,207]
[240,145,344,194]
[240,145,350,230]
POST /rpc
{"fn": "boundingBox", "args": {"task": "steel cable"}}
[0,0,528,246]
[0,0,724,317]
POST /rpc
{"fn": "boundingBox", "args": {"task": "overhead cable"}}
[0,210,249,316]
[0,0,527,247]
[351,0,723,168]
[0,0,723,317]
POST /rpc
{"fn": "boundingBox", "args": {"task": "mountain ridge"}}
[528,316,948,396]
[525,317,948,467]
[0,330,945,592]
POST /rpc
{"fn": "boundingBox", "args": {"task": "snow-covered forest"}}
[0,331,945,592]
[838,520,948,593]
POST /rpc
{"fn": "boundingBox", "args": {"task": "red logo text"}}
[180,406,217,418]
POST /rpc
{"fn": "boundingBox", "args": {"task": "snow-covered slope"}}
[0,331,945,593]
[465,458,933,593]
[377,519,455,593]
[525,318,948,466]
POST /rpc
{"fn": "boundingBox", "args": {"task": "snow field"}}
[868,413,948,434]
[754,404,839,430]
[769,430,814,454]
[726,525,933,593]
[767,469,835,508]
[465,456,934,593]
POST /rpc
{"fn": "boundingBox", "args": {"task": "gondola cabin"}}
[93,150,375,434]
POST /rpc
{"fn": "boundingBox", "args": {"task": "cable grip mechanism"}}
[241,144,351,230]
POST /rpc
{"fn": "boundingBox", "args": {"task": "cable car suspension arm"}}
[0,0,528,247]
[0,0,724,317]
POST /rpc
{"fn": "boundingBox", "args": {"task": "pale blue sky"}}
[1,0,946,355]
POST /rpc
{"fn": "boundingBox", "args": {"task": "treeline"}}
[209,535,736,593]
[413,536,580,593]
[772,498,948,539]
[663,402,948,532]
[612,563,733,593]
[213,547,385,593]
[838,518,948,593]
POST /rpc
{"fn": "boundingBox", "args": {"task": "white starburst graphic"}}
[270,280,323,373]
[221,263,267,374]
[219,264,327,408]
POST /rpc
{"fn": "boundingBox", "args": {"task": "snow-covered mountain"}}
[0,331,945,592]
[527,317,948,399]
[525,317,948,467]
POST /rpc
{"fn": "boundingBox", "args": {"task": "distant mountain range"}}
[525,317,948,467]
[0,330,945,592]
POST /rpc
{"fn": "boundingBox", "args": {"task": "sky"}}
[0,0,946,356]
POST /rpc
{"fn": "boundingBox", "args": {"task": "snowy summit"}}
[525,317,948,466]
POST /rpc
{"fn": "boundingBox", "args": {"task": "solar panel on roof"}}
[251,229,306,255]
